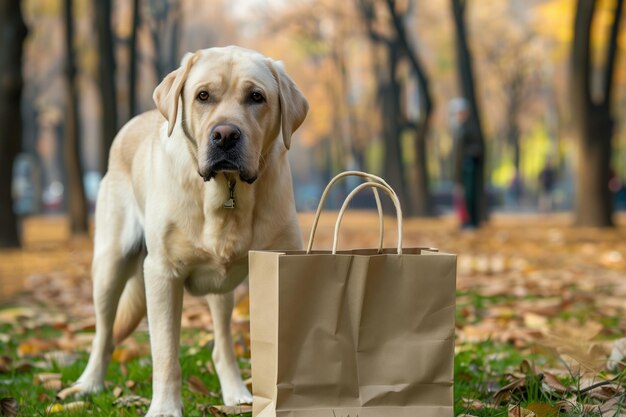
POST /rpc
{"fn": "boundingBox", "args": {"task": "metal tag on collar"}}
[224,180,236,209]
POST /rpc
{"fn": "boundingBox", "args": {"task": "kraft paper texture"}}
[249,248,456,417]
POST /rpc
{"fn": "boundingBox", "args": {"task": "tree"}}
[64,0,89,235]
[358,0,409,212]
[471,2,542,203]
[147,0,182,81]
[0,0,27,248]
[95,0,118,173]
[357,0,435,215]
[129,0,141,118]
[450,0,487,223]
[571,0,624,227]
[385,0,435,216]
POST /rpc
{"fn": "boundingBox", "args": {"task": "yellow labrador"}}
[68,46,308,416]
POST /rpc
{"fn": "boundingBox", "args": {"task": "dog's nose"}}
[210,124,241,150]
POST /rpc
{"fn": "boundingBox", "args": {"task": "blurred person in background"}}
[608,168,625,210]
[538,157,557,212]
[450,98,483,229]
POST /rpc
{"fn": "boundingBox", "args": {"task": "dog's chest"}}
[164,214,252,278]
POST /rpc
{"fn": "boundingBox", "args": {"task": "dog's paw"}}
[222,384,253,406]
[144,406,183,417]
[58,379,103,399]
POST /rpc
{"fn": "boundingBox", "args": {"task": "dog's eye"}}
[197,91,209,102]
[250,91,265,103]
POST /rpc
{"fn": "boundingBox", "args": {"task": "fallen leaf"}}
[34,372,62,385]
[519,359,535,375]
[460,397,489,410]
[113,386,123,398]
[112,346,142,363]
[0,398,19,417]
[584,383,624,401]
[43,380,62,390]
[0,357,11,374]
[0,307,36,323]
[209,405,253,415]
[45,401,86,413]
[12,360,33,373]
[494,374,526,405]
[68,318,96,332]
[208,406,227,417]
[526,402,558,417]
[188,375,211,396]
[598,395,626,414]
[17,338,56,357]
[541,372,569,394]
[113,395,151,408]
[508,405,536,417]
[523,313,549,331]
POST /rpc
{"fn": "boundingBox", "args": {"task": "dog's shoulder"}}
[109,110,164,172]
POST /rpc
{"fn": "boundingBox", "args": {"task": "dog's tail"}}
[113,273,146,344]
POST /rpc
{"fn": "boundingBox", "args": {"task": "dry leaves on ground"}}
[1,214,626,415]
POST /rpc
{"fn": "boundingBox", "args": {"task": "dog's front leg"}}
[207,292,253,406]
[144,257,184,417]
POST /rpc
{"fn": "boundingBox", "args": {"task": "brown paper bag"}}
[250,172,456,417]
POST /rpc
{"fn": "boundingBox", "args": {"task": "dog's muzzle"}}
[200,124,257,184]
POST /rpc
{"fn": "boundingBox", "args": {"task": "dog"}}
[66,46,308,417]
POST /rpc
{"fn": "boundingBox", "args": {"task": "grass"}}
[454,339,626,417]
[1,287,625,417]
[0,324,251,416]
[3,302,624,417]
[453,285,626,417]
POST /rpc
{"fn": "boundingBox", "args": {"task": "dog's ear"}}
[270,61,309,150]
[153,52,198,137]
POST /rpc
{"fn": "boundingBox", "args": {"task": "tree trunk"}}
[385,0,434,216]
[357,0,410,212]
[148,0,180,81]
[64,0,89,236]
[167,1,181,73]
[451,0,487,222]
[128,0,140,118]
[380,42,410,212]
[0,0,27,248]
[331,43,361,171]
[571,0,623,227]
[411,122,432,215]
[95,0,118,173]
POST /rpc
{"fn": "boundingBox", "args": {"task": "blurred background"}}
[1,0,626,246]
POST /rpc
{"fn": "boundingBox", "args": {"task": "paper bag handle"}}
[333,182,403,255]
[306,171,395,254]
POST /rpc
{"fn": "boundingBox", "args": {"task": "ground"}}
[0,212,625,416]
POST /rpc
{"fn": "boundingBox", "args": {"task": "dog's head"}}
[153,46,309,183]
